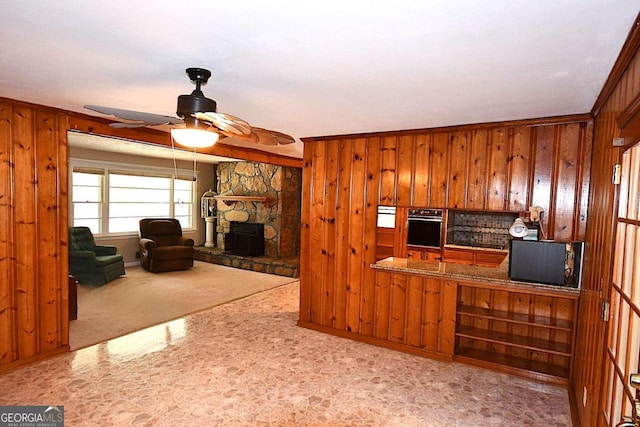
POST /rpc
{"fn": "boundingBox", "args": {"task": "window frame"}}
[69,158,198,238]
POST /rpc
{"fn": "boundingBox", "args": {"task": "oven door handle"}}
[408,217,442,222]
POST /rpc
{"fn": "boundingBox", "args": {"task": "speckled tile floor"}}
[0,282,572,426]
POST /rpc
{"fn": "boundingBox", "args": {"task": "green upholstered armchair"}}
[68,226,125,285]
[139,218,195,273]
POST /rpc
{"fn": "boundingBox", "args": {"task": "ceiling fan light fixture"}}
[171,127,219,148]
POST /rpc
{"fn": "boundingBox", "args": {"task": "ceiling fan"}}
[84,67,295,147]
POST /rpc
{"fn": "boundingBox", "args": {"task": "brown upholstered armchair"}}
[139,218,195,272]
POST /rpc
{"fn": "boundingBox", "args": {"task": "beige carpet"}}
[69,260,297,349]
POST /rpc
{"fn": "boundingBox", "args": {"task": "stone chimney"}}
[216,162,301,258]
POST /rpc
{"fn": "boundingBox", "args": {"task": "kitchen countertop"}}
[371,256,580,295]
[443,244,508,252]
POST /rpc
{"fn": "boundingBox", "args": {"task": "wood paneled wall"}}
[299,116,593,338]
[374,273,457,357]
[311,117,592,238]
[0,98,70,370]
[571,17,640,426]
[0,96,300,372]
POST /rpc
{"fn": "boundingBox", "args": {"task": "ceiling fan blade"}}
[85,105,184,126]
[222,130,260,143]
[109,122,150,129]
[194,112,252,136]
[251,127,296,145]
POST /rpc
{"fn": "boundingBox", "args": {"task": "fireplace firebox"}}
[224,221,265,257]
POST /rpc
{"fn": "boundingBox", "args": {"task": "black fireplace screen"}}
[224,221,265,257]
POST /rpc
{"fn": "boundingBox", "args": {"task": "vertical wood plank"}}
[509,291,532,360]
[334,139,353,330]
[373,271,391,340]
[467,130,489,210]
[36,111,61,351]
[0,101,15,364]
[396,135,414,206]
[379,136,396,205]
[299,140,314,323]
[57,114,69,345]
[412,134,430,207]
[473,286,491,353]
[531,125,556,238]
[360,137,381,336]
[321,139,339,327]
[346,138,366,333]
[576,121,593,240]
[308,140,326,325]
[508,126,532,211]
[553,123,581,241]
[487,128,509,210]
[491,290,510,351]
[438,280,457,356]
[447,131,469,208]
[393,207,408,257]
[389,273,407,343]
[422,277,441,351]
[532,296,553,363]
[405,275,423,347]
[13,105,38,358]
[429,132,449,207]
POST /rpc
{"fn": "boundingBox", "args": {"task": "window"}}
[72,169,103,232]
[70,160,196,235]
[173,178,194,226]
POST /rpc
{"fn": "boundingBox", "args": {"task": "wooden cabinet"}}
[441,248,474,264]
[406,246,441,262]
[375,228,395,261]
[474,251,507,266]
[365,258,581,385]
[454,282,578,385]
[442,247,506,267]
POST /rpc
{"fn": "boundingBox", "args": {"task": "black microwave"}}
[508,240,584,288]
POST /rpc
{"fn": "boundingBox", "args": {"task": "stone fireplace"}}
[216,162,301,258]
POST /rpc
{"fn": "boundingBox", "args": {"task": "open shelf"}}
[213,195,274,207]
[454,283,577,381]
[455,346,570,380]
[456,325,572,356]
[457,305,573,331]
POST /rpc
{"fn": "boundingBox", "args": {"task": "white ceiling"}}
[1,1,638,161]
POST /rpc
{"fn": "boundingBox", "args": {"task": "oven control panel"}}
[408,208,443,220]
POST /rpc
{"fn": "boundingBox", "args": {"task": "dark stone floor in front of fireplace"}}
[194,247,299,278]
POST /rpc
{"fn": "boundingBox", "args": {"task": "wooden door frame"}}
[597,99,640,425]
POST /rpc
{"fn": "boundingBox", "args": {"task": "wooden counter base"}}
[367,257,578,385]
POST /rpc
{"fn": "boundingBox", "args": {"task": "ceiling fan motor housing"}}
[176,93,217,118]
[176,67,217,126]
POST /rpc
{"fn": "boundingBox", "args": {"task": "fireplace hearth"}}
[224,221,265,257]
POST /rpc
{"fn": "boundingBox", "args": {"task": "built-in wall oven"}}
[407,208,443,248]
